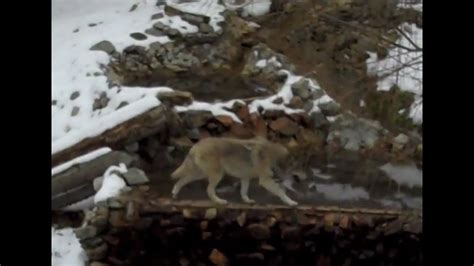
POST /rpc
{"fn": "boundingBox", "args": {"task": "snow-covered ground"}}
[52,227,86,266]
[52,0,177,154]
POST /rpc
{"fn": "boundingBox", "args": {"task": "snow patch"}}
[53,0,175,151]
[175,100,244,123]
[315,183,370,201]
[52,227,86,266]
[166,0,226,32]
[380,162,422,189]
[242,0,271,17]
[94,163,128,204]
[255,59,267,68]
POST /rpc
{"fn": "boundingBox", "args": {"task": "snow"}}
[52,147,111,176]
[52,227,86,266]
[256,57,282,69]
[166,0,226,32]
[398,1,422,12]
[94,163,128,204]
[248,70,305,114]
[53,95,165,155]
[53,0,181,153]
[62,196,95,211]
[255,59,267,68]
[366,20,423,124]
[267,56,282,68]
[156,15,199,34]
[380,162,422,189]
[242,0,271,17]
[315,183,370,201]
[175,99,244,123]
[311,168,333,180]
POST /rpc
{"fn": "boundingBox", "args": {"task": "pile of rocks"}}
[74,193,422,265]
[74,168,150,262]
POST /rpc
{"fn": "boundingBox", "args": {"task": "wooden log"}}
[52,151,135,209]
[52,105,175,167]
[52,183,95,210]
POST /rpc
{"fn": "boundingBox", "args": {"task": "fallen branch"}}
[52,105,174,167]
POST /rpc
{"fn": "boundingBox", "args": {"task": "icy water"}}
[148,154,422,211]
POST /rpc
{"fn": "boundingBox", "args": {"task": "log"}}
[52,151,135,209]
[52,105,175,167]
[52,183,95,210]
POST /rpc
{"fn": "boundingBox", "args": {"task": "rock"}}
[125,201,138,221]
[339,215,350,229]
[107,198,124,209]
[311,89,326,100]
[157,90,193,106]
[90,40,116,54]
[269,117,299,136]
[129,3,138,12]
[262,109,286,119]
[70,91,80,100]
[303,100,314,112]
[260,244,275,251]
[318,101,341,116]
[71,106,80,116]
[272,97,284,104]
[145,28,166,37]
[204,208,217,220]
[168,28,180,37]
[323,213,336,230]
[209,249,228,266]
[93,176,104,191]
[74,226,98,240]
[153,22,168,30]
[288,96,304,109]
[85,243,108,261]
[327,113,383,151]
[291,79,312,99]
[236,253,264,261]
[171,136,194,150]
[93,92,109,111]
[183,13,208,24]
[394,133,409,145]
[236,105,250,123]
[230,123,254,138]
[254,116,268,138]
[247,223,271,240]
[310,111,329,129]
[122,168,149,186]
[199,23,213,33]
[236,212,246,227]
[124,142,139,153]
[183,111,213,128]
[151,13,164,20]
[109,210,127,227]
[215,115,234,127]
[90,262,109,266]
[80,237,103,249]
[130,32,147,40]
